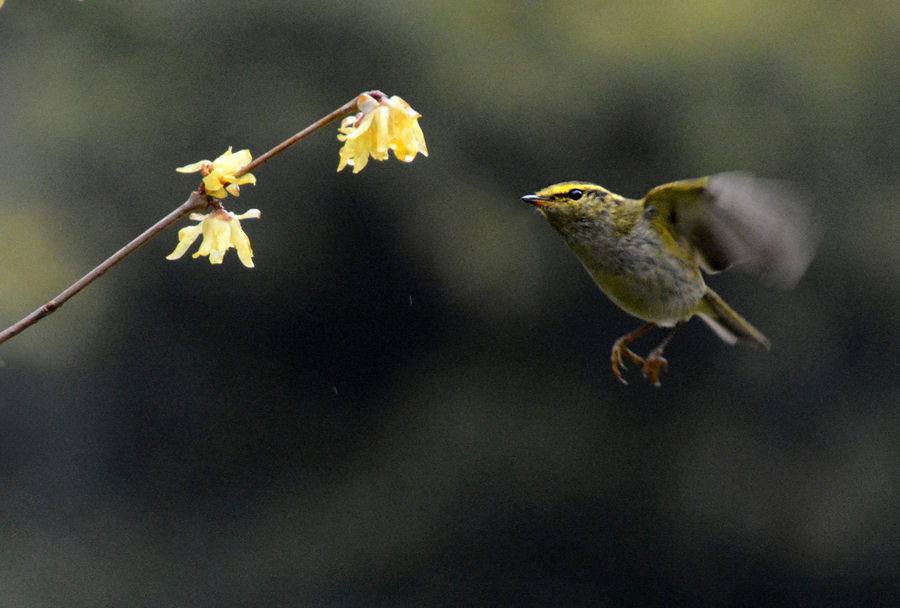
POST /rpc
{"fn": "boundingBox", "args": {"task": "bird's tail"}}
[696,288,770,348]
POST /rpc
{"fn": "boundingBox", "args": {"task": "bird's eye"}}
[568,189,584,201]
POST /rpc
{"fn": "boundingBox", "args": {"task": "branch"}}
[0,191,210,346]
[234,92,374,177]
[0,91,378,347]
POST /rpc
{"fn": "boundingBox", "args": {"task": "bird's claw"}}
[611,339,645,385]
[642,349,669,387]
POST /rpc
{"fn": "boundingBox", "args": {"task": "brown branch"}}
[0,191,210,346]
[233,91,376,177]
[0,91,379,347]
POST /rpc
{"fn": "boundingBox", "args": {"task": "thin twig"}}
[234,92,374,178]
[0,92,373,347]
[0,191,210,346]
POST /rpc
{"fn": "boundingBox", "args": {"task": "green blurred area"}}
[1,1,899,606]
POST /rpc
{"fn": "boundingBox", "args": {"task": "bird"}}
[522,173,819,386]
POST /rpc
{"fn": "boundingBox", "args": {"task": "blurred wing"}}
[643,172,821,288]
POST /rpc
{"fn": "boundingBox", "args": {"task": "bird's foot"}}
[611,339,645,385]
[642,349,669,387]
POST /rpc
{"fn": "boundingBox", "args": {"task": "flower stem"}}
[0,91,380,348]
[233,91,377,177]
[0,191,210,346]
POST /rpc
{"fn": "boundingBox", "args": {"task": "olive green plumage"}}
[523,173,818,386]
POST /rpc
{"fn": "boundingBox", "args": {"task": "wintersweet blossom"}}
[166,208,261,267]
[337,94,428,173]
[177,147,256,199]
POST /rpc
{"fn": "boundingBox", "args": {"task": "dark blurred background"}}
[1,1,899,606]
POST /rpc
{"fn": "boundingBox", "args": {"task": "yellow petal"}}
[216,149,252,174]
[337,147,352,172]
[231,172,256,186]
[212,146,235,164]
[202,173,226,193]
[208,249,225,264]
[343,111,376,141]
[177,160,209,173]
[227,149,253,168]
[229,219,255,268]
[352,142,371,173]
[389,95,413,112]
[337,115,357,141]
[234,209,262,220]
[395,127,419,161]
[195,217,225,259]
[205,188,228,199]
[374,106,393,154]
[166,224,204,260]
[412,121,428,156]
[211,220,232,255]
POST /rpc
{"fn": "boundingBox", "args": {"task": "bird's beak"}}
[521,194,548,207]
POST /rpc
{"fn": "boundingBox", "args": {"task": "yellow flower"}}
[337,93,428,173]
[166,208,261,267]
[177,147,256,199]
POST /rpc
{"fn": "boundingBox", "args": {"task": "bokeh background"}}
[1,1,899,605]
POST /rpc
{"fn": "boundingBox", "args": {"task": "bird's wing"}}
[643,172,821,288]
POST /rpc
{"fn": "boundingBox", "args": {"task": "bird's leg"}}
[642,322,684,387]
[611,323,656,385]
